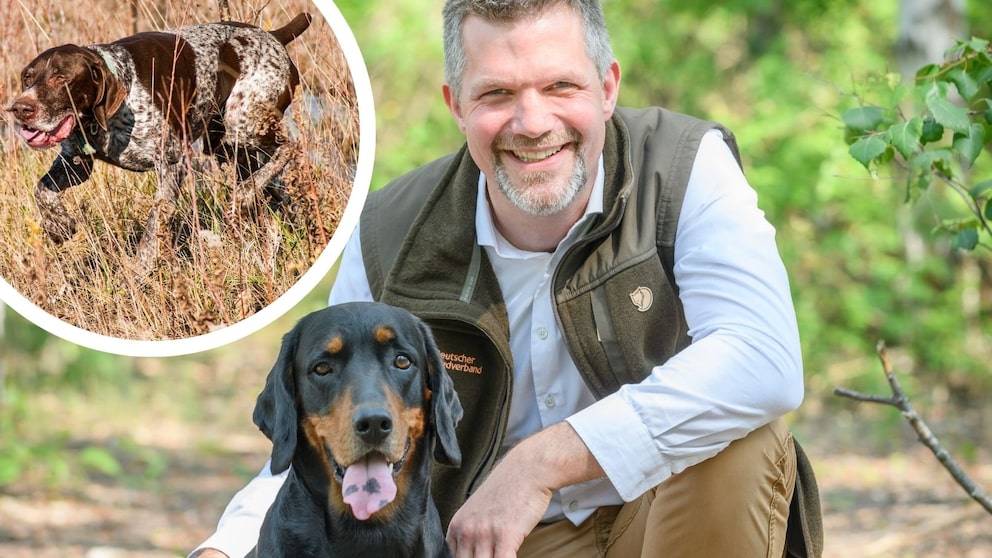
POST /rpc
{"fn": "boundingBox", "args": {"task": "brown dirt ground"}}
[1,424,990,558]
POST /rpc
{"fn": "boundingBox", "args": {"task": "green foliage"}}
[841,38,992,250]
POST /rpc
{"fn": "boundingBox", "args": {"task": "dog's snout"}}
[8,99,36,121]
[353,407,393,444]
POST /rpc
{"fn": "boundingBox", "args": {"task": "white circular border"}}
[0,0,375,358]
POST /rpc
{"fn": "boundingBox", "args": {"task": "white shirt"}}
[193,130,804,557]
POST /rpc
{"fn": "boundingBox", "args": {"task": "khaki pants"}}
[518,419,796,558]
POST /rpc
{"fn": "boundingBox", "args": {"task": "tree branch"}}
[834,340,992,514]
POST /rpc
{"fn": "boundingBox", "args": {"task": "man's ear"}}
[442,83,468,135]
[601,60,621,120]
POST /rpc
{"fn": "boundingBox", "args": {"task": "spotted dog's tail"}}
[270,12,312,46]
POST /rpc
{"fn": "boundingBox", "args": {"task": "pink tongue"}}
[21,115,75,150]
[341,454,397,520]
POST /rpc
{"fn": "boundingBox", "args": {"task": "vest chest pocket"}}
[557,255,689,398]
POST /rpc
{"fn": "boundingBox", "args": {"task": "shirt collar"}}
[475,154,606,258]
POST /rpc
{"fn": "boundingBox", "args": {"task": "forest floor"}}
[2,422,990,557]
[1,340,990,557]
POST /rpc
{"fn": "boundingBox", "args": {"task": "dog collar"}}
[94,48,119,79]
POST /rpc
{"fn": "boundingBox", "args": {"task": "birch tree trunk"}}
[896,0,967,79]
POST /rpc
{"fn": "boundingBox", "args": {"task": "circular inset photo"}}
[0,0,374,356]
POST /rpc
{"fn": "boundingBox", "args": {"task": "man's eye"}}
[394,354,412,370]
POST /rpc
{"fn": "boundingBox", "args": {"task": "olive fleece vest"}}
[359,106,822,557]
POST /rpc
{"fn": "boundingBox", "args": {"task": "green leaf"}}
[970,179,992,199]
[952,228,979,251]
[841,106,886,132]
[946,66,980,101]
[973,180,992,220]
[952,123,986,166]
[848,136,888,169]
[946,38,986,60]
[963,37,991,56]
[907,171,931,203]
[925,85,972,134]
[79,446,123,477]
[974,64,992,88]
[886,117,923,159]
[920,118,945,144]
[915,63,942,81]
[909,149,955,179]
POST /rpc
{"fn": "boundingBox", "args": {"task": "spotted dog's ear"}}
[253,325,300,474]
[88,52,126,131]
[419,320,463,467]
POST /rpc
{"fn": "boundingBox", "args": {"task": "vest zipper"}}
[549,193,630,396]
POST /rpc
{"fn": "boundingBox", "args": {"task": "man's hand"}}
[446,450,552,557]
[188,549,230,558]
[445,422,605,558]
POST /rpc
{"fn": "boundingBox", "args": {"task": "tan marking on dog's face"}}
[374,325,396,344]
[302,379,428,522]
[325,335,344,355]
[302,387,355,515]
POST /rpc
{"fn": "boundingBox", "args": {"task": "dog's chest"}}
[85,46,198,169]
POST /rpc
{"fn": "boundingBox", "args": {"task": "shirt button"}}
[536,327,548,340]
[568,500,579,512]
[544,395,556,408]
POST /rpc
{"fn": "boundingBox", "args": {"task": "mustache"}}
[492,130,581,151]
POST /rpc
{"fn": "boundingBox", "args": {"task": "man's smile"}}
[510,145,566,163]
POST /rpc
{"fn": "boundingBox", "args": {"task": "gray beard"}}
[493,151,586,217]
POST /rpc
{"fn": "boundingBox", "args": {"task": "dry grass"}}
[0,0,360,341]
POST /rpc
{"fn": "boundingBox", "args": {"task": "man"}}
[193,1,818,556]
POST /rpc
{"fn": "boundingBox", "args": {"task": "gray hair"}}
[442,0,614,98]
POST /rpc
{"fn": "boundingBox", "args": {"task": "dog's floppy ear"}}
[253,326,300,474]
[88,55,126,131]
[420,320,463,467]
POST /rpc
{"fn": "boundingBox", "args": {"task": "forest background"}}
[1,0,991,556]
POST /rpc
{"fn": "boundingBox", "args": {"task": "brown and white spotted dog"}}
[251,302,463,557]
[6,13,311,270]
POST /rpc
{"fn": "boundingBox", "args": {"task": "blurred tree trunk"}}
[894,0,967,269]
[896,0,967,79]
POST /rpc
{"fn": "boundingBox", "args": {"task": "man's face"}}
[443,5,620,217]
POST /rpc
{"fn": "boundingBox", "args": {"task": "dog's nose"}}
[8,100,36,122]
[353,407,393,445]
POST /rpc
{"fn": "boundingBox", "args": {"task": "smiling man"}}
[192,1,821,557]
[442,3,619,253]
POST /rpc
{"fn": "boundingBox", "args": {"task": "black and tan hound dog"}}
[250,301,462,557]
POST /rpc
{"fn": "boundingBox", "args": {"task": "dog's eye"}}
[312,362,333,376]
[394,354,412,370]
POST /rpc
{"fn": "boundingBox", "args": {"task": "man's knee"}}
[640,419,796,557]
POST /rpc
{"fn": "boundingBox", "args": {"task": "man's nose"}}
[510,89,555,137]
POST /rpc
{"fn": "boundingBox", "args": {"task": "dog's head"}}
[253,301,463,520]
[7,44,126,149]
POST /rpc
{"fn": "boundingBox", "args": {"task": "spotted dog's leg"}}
[133,158,184,275]
[34,147,94,242]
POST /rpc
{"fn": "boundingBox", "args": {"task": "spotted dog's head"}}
[253,301,463,521]
[7,44,127,149]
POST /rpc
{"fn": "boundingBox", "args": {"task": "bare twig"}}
[834,341,992,515]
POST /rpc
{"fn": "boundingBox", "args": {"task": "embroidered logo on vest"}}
[629,286,653,312]
[440,351,483,375]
